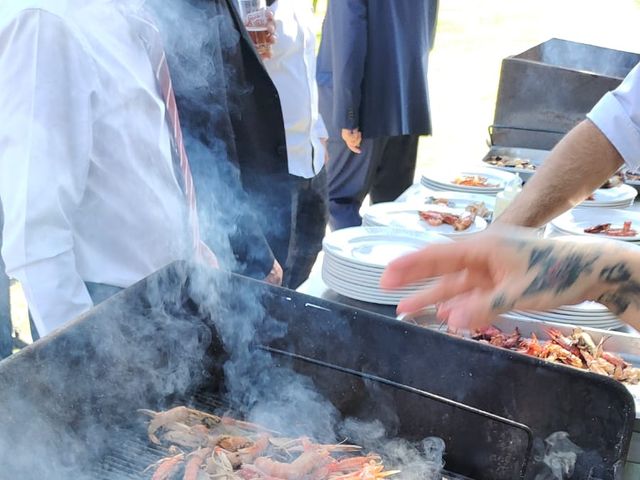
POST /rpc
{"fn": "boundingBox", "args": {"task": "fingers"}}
[396,270,488,314]
[341,129,362,154]
[264,260,283,286]
[381,241,492,289]
[438,291,497,330]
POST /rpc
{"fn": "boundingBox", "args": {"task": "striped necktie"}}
[131,12,202,255]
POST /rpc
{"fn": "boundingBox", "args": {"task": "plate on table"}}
[396,190,495,221]
[422,167,516,193]
[551,208,640,242]
[322,227,452,269]
[578,184,637,207]
[362,203,488,238]
[323,261,435,290]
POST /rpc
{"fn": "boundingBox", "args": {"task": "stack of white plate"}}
[505,302,624,330]
[362,202,487,238]
[421,168,517,196]
[322,227,451,305]
[550,208,640,242]
[576,184,637,209]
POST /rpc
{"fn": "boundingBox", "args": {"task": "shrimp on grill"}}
[145,449,185,480]
[139,407,222,444]
[142,409,400,480]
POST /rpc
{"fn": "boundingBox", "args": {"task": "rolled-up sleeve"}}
[587,62,640,171]
[0,10,97,334]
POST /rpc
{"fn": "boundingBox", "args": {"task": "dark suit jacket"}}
[148,0,291,278]
[317,0,438,139]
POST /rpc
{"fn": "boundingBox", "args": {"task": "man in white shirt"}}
[0,0,198,336]
[263,0,328,289]
[494,62,640,228]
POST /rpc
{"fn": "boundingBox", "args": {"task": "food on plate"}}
[424,197,491,220]
[472,326,640,384]
[425,196,454,207]
[419,210,476,231]
[141,406,399,480]
[451,175,499,188]
[584,221,637,237]
[585,194,595,201]
[465,202,489,219]
[484,155,535,170]
[626,170,640,183]
[600,173,624,189]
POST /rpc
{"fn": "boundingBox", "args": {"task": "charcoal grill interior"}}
[0,262,635,480]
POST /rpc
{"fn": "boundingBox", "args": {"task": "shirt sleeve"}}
[587,62,640,172]
[0,9,97,334]
[326,0,368,131]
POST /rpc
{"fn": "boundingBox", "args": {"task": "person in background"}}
[263,0,329,289]
[149,0,289,286]
[317,0,439,230]
[381,63,640,332]
[0,0,214,336]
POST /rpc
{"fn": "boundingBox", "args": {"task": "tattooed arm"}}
[493,120,623,228]
[380,231,640,332]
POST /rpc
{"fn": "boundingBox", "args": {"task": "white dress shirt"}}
[263,0,327,179]
[0,0,189,335]
[588,62,640,172]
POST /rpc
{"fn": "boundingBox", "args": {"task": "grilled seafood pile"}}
[140,407,399,480]
[419,210,476,231]
[472,326,640,384]
[584,221,637,237]
[451,175,498,188]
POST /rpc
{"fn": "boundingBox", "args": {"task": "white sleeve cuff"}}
[587,92,640,172]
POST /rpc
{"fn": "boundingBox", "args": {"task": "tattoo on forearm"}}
[523,248,600,297]
[491,293,515,312]
[597,262,640,315]
[527,246,554,271]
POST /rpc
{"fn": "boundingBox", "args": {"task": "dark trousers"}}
[283,168,328,290]
[327,134,420,230]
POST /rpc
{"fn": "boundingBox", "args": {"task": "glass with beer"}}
[238,0,271,57]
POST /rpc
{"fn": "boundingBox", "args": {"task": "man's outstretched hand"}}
[380,231,623,330]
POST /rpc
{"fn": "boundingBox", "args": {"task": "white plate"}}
[322,270,411,305]
[322,227,451,269]
[323,259,434,287]
[553,301,609,314]
[551,208,640,242]
[419,191,496,213]
[421,179,503,195]
[361,203,487,237]
[506,312,623,330]
[323,262,434,293]
[579,184,637,205]
[422,168,516,192]
[397,188,496,216]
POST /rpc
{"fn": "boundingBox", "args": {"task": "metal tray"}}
[481,146,550,181]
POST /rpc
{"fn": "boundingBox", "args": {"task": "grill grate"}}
[93,392,474,480]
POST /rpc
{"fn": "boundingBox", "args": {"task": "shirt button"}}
[277,145,287,157]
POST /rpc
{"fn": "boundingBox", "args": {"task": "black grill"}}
[0,263,635,480]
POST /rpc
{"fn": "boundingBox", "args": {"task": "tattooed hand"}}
[380,230,640,331]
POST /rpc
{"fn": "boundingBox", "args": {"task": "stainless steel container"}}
[490,38,640,150]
